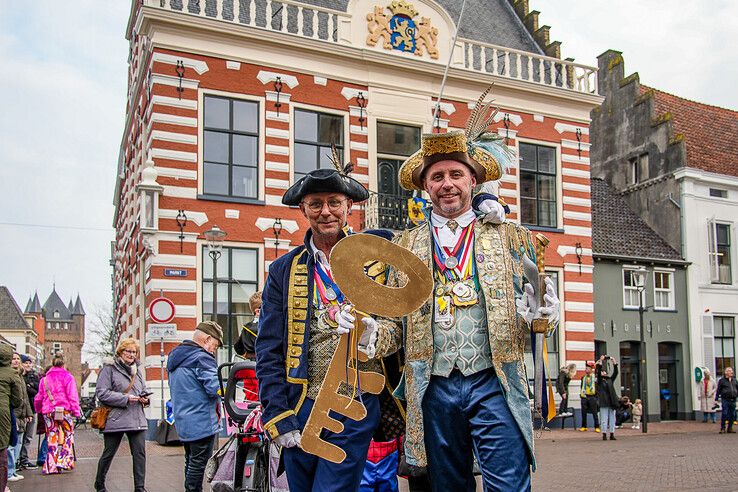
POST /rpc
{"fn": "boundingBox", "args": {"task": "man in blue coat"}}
[167,321,223,492]
[256,165,396,492]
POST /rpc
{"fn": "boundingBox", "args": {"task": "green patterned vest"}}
[431,279,493,377]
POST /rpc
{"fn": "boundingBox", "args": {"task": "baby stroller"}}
[216,360,271,492]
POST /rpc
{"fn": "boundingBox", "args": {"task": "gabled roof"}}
[72,295,86,316]
[640,86,738,177]
[0,287,31,331]
[42,288,72,321]
[591,178,683,262]
[67,300,74,312]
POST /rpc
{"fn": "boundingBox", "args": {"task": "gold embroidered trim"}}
[286,251,309,372]
[264,410,295,438]
[422,131,467,156]
[469,147,502,181]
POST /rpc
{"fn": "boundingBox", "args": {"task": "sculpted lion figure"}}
[415,16,439,59]
[366,6,392,49]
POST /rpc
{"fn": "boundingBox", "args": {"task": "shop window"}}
[202,246,259,362]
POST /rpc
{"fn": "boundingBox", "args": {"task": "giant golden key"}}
[300,234,433,463]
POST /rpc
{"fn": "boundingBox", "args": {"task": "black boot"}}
[602,433,607,440]
[610,433,616,440]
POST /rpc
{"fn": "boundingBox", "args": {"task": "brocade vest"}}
[431,280,493,377]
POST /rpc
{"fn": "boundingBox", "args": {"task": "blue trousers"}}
[721,399,736,430]
[422,368,531,492]
[284,395,379,492]
[360,450,399,492]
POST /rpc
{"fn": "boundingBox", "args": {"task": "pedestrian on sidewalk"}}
[717,367,738,434]
[94,338,150,492]
[18,355,39,470]
[167,321,222,492]
[33,353,81,474]
[556,363,577,416]
[596,355,619,441]
[7,352,32,483]
[578,361,600,432]
[0,344,24,492]
[631,399,643,429]
[699,369,718,423]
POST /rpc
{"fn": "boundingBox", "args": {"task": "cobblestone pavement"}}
[10,421,738,491]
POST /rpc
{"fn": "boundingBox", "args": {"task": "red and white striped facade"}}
[113,0,602,420]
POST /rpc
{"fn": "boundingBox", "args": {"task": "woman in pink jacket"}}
[33,353,80,474]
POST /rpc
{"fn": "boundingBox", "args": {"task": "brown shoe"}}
[602,433,607,440]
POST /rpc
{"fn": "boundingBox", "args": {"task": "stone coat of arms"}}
[366,0,439,59]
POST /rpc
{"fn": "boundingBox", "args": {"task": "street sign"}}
[149,323,177,338]
[164,268,188,277]
[149,297,176,323]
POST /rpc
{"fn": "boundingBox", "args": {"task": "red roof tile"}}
[640,86,738,177]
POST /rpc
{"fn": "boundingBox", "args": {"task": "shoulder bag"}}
[42,380,66,422]
[91,368,137,430]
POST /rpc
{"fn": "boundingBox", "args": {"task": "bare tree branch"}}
[82,303,117,366]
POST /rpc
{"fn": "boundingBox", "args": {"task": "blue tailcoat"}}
[255,228,393,439]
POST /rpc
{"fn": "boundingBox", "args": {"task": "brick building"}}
[23,287,87,386]
[114,0,603,422]
[0,286,42,365]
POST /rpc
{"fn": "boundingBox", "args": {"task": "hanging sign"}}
[149,297,176,324]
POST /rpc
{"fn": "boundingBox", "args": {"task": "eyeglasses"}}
[302,198,348,213]
[122,350,137,355]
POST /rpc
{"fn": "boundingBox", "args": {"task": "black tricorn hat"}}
[282,168,369,206]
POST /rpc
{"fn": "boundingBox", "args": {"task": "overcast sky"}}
[0,1,735,356]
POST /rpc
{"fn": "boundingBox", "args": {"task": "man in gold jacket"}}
[352,93,561,491]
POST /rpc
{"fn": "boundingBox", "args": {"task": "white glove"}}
[477,199,506,225]
[275,430,301,448]
[336,305,355,335]
[358,317,378,359]
[516,277,560,326]
[539,277,561,326]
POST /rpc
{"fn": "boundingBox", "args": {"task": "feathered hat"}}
[399,85,515,190]
[282,145,369,205]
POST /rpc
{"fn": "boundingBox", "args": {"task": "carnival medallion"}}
[444,256,459,269]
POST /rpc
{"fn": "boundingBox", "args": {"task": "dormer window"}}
[53,310,60,319]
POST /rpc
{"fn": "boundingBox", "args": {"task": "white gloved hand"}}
[336,304,355,335]
[538,277,561,326]
[516,277,560,326]
[478,199,506,225]
[275,430,302,448]
[358,317,378,359]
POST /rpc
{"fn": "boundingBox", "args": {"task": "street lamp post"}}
[204,225,228,358]
[636,267,649,433]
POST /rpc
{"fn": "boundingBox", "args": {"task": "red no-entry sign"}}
[149,297,176,324]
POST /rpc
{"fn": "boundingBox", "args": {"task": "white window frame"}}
[515,137,563,229]
[197,89,266,201]
[708,219,733,284]
[289,102,350,185]
[653,268,675,311]
[622,266,645,309]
